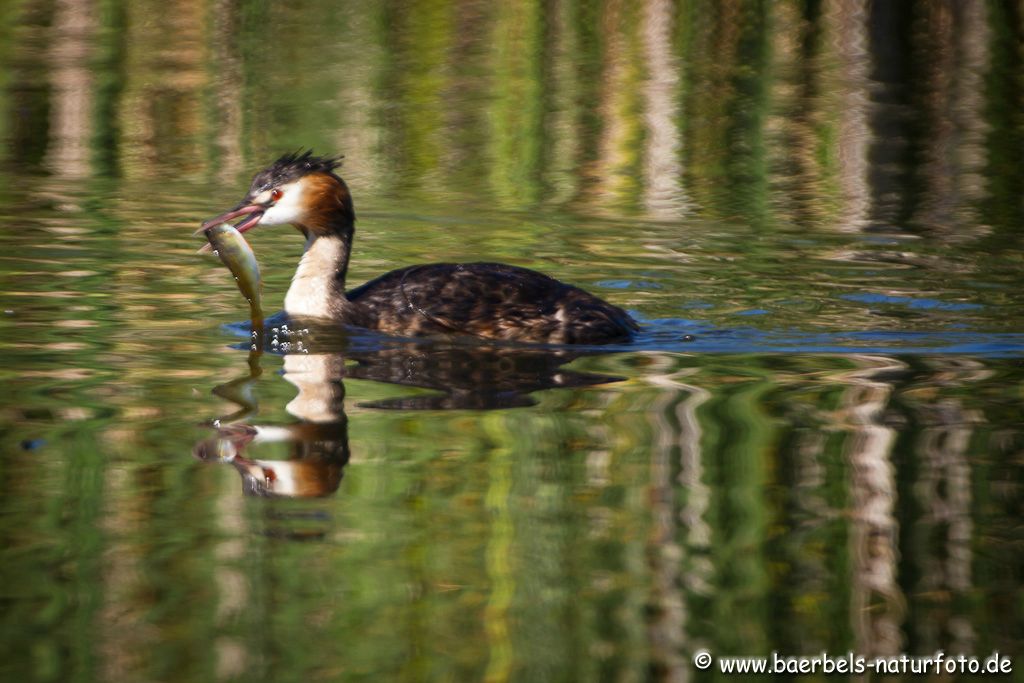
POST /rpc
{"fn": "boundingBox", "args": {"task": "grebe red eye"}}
[270,188,282,202]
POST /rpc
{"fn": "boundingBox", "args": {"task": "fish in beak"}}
[196,199,266,253]
[201,222,263,322]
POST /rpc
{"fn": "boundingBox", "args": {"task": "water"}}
[2,2,1023,681]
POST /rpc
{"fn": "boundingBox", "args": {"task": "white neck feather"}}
[284,234,346,319]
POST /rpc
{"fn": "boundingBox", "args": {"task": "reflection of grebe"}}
[202,151,638,344]
[193,422,348,498]
[194,343,623,497]
[193,353,350,498]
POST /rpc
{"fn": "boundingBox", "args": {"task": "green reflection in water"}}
[2,348,1024,680]
[1,1,1024,682]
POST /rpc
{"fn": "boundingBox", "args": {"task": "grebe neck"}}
[283,231,354,320]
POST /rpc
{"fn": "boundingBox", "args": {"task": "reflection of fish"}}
[203,223,263,324]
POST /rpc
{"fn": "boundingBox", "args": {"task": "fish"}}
[201,223,264,325]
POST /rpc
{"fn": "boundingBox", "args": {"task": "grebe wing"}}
[347,262,637,343]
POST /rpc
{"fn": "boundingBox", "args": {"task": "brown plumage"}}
[202,151,639,344]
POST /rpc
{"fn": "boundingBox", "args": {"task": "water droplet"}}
[271,327,279,334]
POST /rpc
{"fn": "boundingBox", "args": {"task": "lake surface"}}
[1,1,1023,681]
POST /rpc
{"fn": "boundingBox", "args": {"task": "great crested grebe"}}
[202,151,639,344]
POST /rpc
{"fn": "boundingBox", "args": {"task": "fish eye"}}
[270,188,283,202]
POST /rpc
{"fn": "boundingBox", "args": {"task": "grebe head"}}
[202,150,354,239]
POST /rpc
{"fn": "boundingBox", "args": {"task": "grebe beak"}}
[197,201,265,253]
[201,202,265,233]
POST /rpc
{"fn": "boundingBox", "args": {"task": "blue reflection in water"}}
[840,293,985,311]
[637,317,1024,357]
